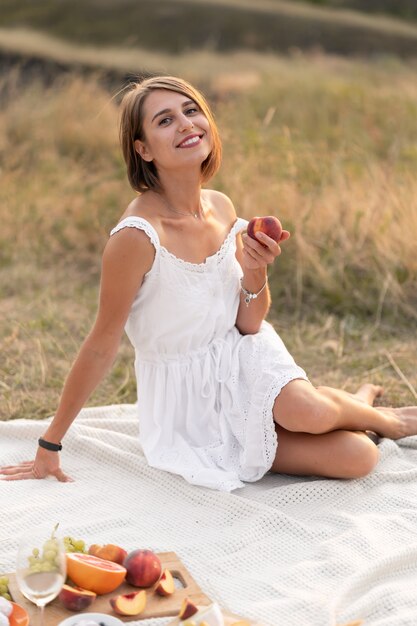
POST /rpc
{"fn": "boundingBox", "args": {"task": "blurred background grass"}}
[0,0,416,420]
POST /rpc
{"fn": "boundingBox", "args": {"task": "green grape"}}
[44,550,57,561]
[43,539,58,551]
[63,535,86,554]
[0,574,10,600]
[40,562,54,572]
[32,548,40,557]
[30,564,42,573]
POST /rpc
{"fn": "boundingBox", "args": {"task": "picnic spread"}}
[2,404,417,625]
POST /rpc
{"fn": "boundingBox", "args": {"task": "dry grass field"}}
[0,50,416,421]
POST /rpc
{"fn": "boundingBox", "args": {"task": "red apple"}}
[247,216,283,243]
[178,597,199,620]
[88,543,128,565]
[110,589,146,616]
[58,584,96,612]
[124,549,162,588]
[155,569,175,596]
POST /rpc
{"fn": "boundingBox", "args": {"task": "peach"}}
[178,597,199,621]
[124,549,162,588]
[155,569,175,596]
[109,589,146,616]
[247,216,283,243]
[88,543,128,565]
[58,584,96,612]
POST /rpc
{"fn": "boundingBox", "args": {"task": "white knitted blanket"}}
[2,405,417,626]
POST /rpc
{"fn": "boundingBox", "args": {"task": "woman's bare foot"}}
[375,406,417,439]
[353,384,384,406]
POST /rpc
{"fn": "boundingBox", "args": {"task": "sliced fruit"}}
[66,553,126,595]
[58,584,96,612]
[178,597,199,620]
[109,590,146,616]
[155,569,175,596]
[9,603,30,626]
[230,622,251,626]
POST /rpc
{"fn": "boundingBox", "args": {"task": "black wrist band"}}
[38,437,62,452]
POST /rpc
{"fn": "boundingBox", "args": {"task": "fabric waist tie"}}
[201,338,232,398]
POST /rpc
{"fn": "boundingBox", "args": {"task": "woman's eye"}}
[185,107,198,115]
[159,117,171,126]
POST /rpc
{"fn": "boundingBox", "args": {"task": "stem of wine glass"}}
[39,603,45,626]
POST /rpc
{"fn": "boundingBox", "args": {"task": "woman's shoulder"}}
[203,189,237,226]
[116,194,160,224]
[105,197,159,269]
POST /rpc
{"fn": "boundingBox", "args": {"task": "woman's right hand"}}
[0,447,73,482]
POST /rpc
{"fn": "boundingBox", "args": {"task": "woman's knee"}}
[341,432,380,478]
[273,381,341,434]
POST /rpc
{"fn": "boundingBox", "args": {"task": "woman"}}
[2,76,417,490]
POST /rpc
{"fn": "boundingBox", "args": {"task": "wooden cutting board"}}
[8,551,212,624]
[167,611,262,626]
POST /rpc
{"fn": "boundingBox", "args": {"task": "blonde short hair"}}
[119,76,222,193]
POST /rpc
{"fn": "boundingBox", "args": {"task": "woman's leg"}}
[270,424,379,479]
[273,379,417,440]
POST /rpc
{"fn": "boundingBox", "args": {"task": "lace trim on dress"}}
[158,217,248,273]
[262,368,309,471]
[109,217,160,250]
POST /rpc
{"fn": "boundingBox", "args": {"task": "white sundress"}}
[110,216,308,492]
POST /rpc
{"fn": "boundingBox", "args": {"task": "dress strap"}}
[109,216,160,250]
[233,217,249,233]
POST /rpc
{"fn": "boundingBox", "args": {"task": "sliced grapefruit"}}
[66,552,126,595]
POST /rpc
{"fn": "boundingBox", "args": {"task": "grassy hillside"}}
[1,52,416,420]
[1,0,417,57]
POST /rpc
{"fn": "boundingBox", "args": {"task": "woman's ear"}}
[134,139,153,162]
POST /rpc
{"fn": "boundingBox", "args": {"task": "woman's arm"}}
[0,227,155,481]
[235,223,290,336]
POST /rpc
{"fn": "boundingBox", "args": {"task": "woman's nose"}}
[178,114,194,132]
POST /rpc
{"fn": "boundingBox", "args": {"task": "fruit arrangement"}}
[56,542,174,617]
[4,530,252,625]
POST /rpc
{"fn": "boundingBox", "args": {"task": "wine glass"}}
[15,524,66,626]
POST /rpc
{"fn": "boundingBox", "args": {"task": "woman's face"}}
[134,89,212,174]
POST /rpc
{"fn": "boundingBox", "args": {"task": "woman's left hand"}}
[241,229,290,271]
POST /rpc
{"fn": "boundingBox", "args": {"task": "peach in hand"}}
[58,584,96,612]
[247,216,283,243]
[155,569,175,596]
[88,543,128,565]
[109,589,147,616]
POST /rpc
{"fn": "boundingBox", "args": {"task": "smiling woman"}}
[119,76,221,194]
[1,75,417,491]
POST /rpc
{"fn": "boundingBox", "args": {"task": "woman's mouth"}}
[177,134,203,148]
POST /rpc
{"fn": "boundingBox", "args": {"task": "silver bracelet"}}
[240,277,268,307]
